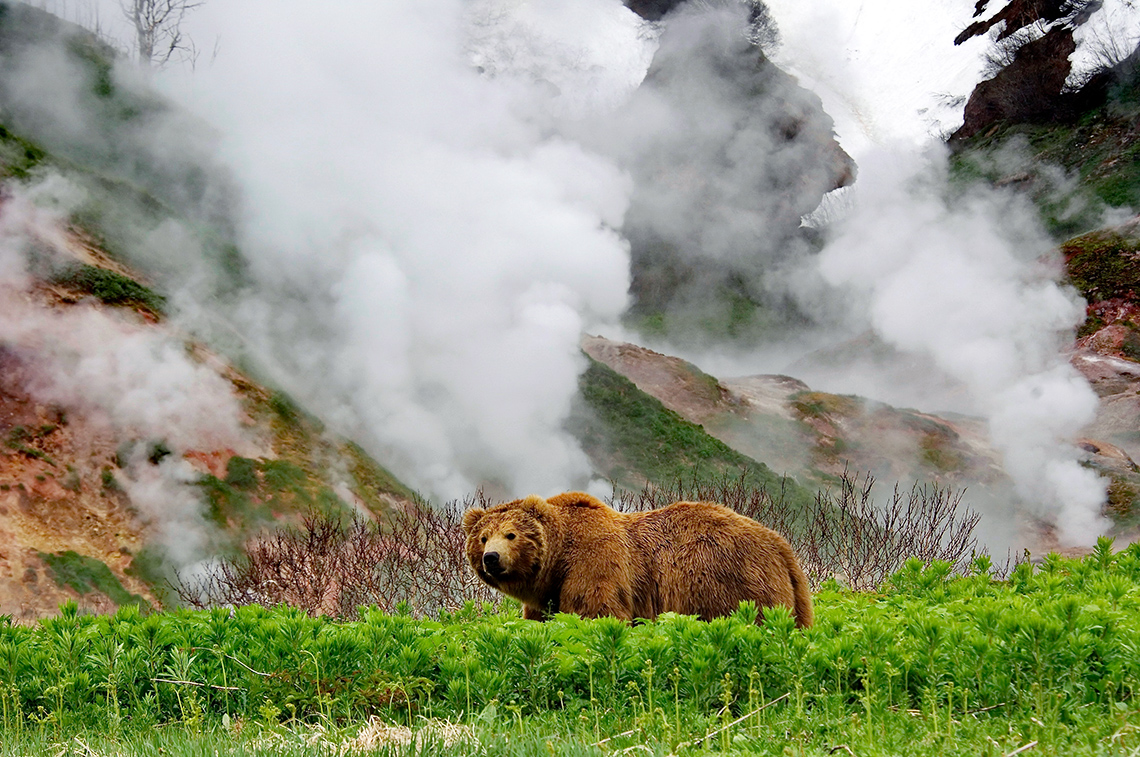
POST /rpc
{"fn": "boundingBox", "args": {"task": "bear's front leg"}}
[559,577,634,622]
[522,604,547,621]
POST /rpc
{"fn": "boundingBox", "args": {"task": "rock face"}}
[952,26,1077,141]
[623,0,686,21]
[602,4,854,342]
[949,0,1139,141]
[953,0,1097,47]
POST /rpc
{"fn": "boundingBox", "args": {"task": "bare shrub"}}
[179,470,989,618]
[612,470,983,591]
[177,494,502,619]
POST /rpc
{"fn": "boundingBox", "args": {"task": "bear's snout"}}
[483,551,501,571]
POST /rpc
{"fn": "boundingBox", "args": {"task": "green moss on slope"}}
[571,357,813,508]
[39,550,151,610]
[50,263,167,315]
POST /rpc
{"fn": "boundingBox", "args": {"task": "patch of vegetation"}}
[342,441,417,515]
[199,456,354,530]
[1063,229,1140,304]
[197,473,259,529]
[49,264,166,315]
[920,433,967,474]
[224,455,259,491]
[123,545,176,607]
[572,358,812,507]
[3,424,58,466]
[1106,477,1139,526]
[0,121,46,179]
[790,390,862,420]
[38,550,150,610]
[949,106,1140,239]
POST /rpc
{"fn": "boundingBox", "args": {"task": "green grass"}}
[343,441,419,513]
[0,122,46,179]
[197,456,354,531]
[38,551,151,611]
[4,541,1140,754]
[50,264,167,315]
[4,424,59,466]
[572,358,812,506]
[949,104,1140,239]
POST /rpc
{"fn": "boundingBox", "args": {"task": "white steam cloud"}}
[9,0,1113,547]
[814,147,1108,545]
[158,0,641,500]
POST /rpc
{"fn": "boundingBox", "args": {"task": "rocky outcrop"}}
[623,0,687,21]
[950,0,1138,141]
[952,26,1077,141]
[953,0,1099,47]
[605,4,854,342]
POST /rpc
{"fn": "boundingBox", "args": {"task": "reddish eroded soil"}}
[0,347,156,619]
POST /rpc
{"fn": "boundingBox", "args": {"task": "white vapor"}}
[157,0,641,500]
[0,177,252,561]
[815,147,1108,545]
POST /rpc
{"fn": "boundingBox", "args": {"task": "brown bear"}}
[463,491,813,627]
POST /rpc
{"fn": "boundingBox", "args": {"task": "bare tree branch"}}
[121,0,204,68]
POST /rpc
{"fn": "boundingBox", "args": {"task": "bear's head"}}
[463,496,548,595]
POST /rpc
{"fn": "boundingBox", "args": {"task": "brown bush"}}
[612,471,983,591]
[179,470,990,617]
[176,494,502,619]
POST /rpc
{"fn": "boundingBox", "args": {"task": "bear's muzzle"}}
[482,551,506,579]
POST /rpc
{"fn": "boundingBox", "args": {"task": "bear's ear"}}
[462,507,486,533]
[546,491,605,509]
[517,495,549,516]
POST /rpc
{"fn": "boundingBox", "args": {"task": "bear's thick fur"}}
[463,491,813,627]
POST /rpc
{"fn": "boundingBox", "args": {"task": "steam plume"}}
[814,147,1108,545]
[159,0,642,500]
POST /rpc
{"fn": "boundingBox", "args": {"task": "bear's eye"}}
[480,536,487,544]
[506,533,516,540]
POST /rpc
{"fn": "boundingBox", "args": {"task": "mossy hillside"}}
[49,263,166,316]
[790,390,861,420]
[38,550,150,610]
[197,456,348,533]
[0,2,252,313]
[1063,229,1140,303]
[572,357,813,508]
[949,105,1140,239]
[208,382,417,528]
[0,122,46,180]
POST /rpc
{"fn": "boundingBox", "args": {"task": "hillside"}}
[0,4,422,617]
[0,207,419,618]
[584,331,1140,544]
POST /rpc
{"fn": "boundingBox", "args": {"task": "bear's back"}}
[627,501,800,621]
